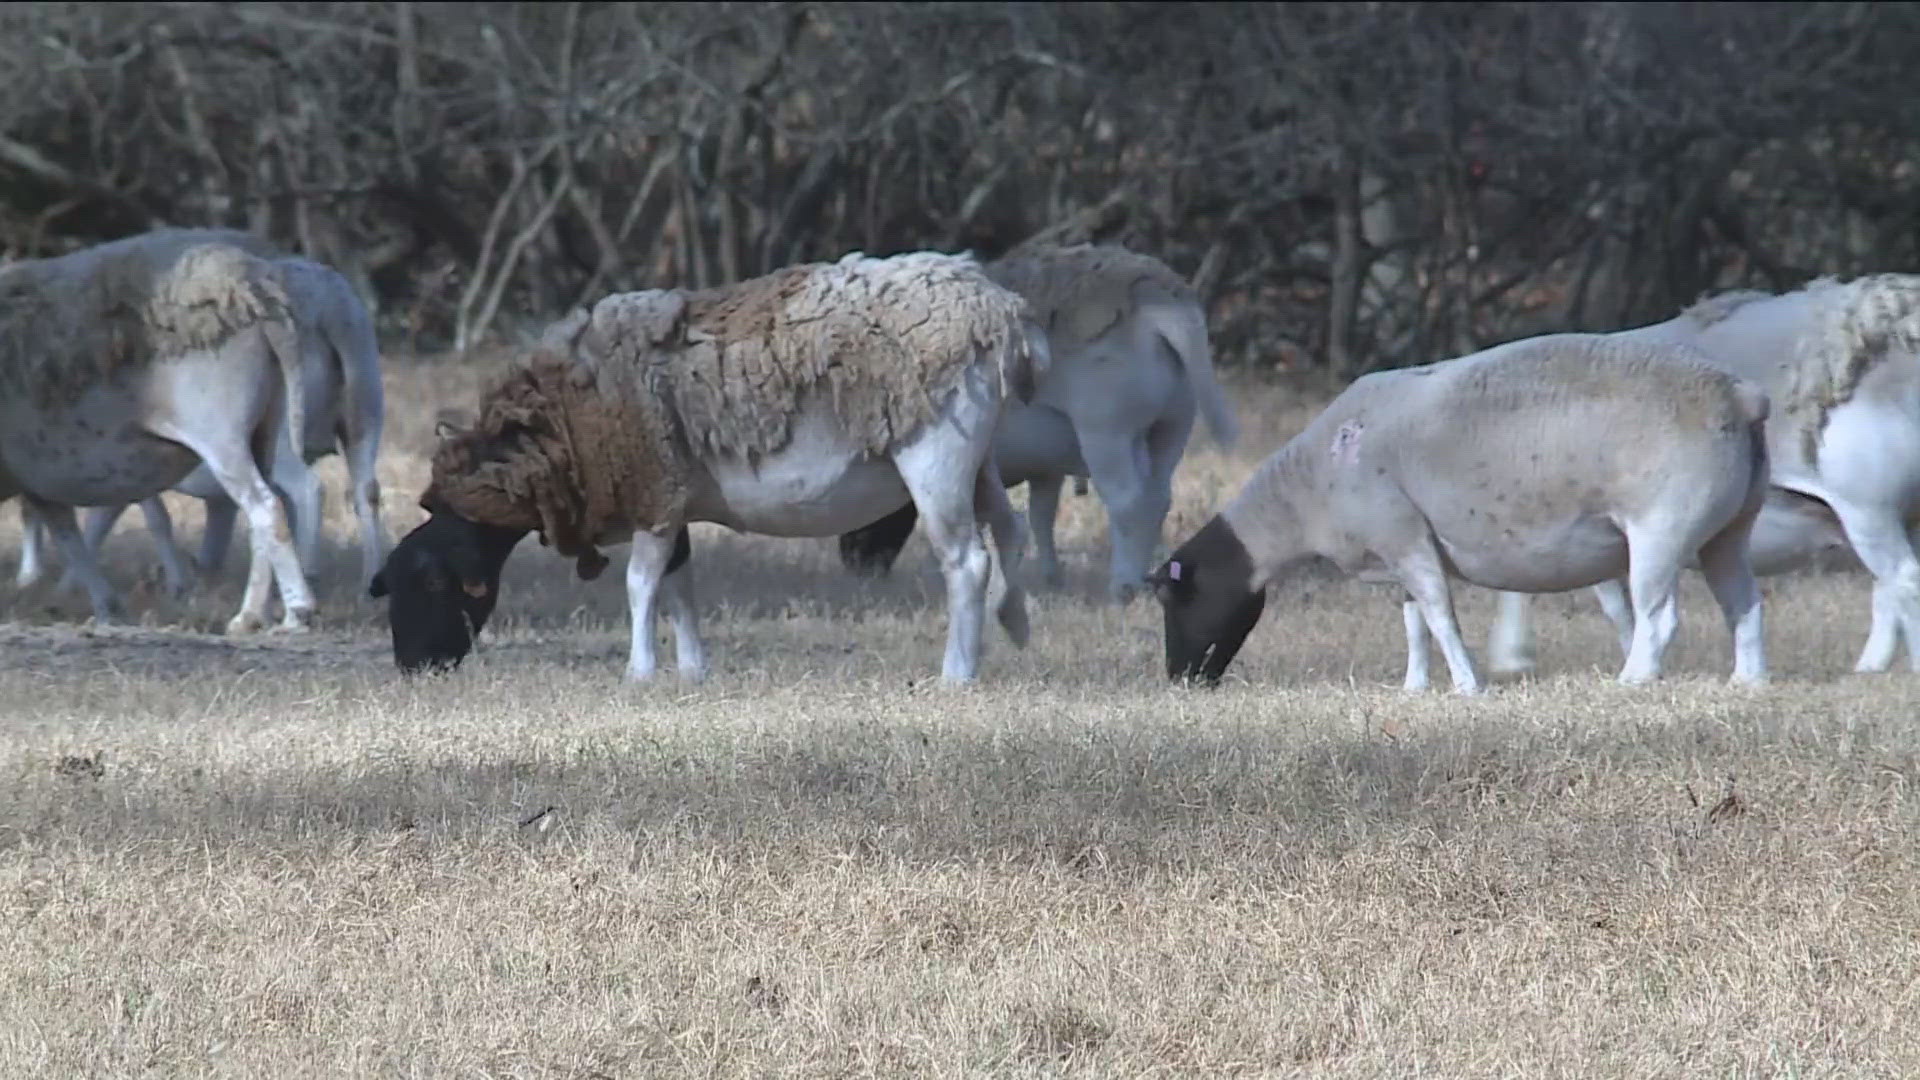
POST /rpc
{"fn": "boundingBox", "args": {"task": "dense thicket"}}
[4,2,1917,370]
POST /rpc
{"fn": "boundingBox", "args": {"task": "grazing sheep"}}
[1487,275,1920,676]
[16,254,389,596]
[837,243,1237,600]
[372,250,1045,683]
[1149,334,1771,693]
[0,228,316,632]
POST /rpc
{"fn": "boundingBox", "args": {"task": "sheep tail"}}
[1144,298,1237,447]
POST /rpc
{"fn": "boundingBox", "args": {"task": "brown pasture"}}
[1,357,1916,1077]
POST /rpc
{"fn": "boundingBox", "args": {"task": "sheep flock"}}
[5,227,1920,693]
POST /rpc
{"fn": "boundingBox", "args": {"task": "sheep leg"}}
[975,457,1031,649]
[624,528,686,682]
[1858,585,1902,673]
[1486,590,1536,674]
[1080,428,1165,604]
[660,530,706,682]
[1617,529,1688,685]
[339,431,387,593]
[265,449,325,576]
[15,501,48,589]
[1025,474,1067,589]
[1395,550,1483,694]
[132,498,195,599]
[25,498,123,623]
[1824,500,1920,673]
[1696,527,1768,686]
[1402,593,1433,691]
[196,495,240,577]
[1592,578,1636,661]
[145,419,314,636]
[39,503,127,598]
[837,501,917,577]
[1140,409,1194,569]
[893,450,991,684]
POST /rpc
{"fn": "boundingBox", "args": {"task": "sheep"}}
[15,253,389,596]
[836,242,1238,601]
[370,249,1046,683]
[1148,333,1771,693]
[0,228,316,632]
[1485,275,1920,676]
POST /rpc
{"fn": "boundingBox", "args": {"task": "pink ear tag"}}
[1167,561,1182,581]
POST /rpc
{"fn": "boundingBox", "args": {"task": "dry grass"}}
[2,359,1918,1077]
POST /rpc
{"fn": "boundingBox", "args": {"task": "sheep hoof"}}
[271,608,315,635]
[225,612,267,636]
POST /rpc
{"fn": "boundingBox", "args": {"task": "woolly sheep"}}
[16,254,389,596]
[1148,334,1772,693]
[0,228,317,632]
[371,249,1046,683]
[837,242,1238,601]
[1486,275,1920,677]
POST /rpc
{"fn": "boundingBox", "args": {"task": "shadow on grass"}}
[10,673,1916,893]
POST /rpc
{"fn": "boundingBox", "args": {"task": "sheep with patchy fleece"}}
[17,253,389,596]
[1486,275,1920,676]
[371,250,1045,683]
[837,243,1238,600]
[1148,334,1771,693]
[0,228,316,632]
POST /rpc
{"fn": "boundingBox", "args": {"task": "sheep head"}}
[424,359,602,579]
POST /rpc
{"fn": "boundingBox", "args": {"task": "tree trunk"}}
[1326,154,1365,378]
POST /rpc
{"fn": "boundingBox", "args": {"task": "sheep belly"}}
[1428,512,1632,594]
[696,413,908,538]
[0,401,200,505]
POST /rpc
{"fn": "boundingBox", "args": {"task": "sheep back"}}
[1776,274,1920,461]
[607,250,1031,462]
[0,228,287,413]
[985,243,1195,350]
[426,250,1030,578]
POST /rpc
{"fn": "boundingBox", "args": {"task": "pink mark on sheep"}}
[1329,420,1365,465]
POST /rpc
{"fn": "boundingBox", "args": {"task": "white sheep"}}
[370,249,1045,683]
[1149,333,1771,693]
[15,253,389,596]
[0,228,316,632]
[837,242,1238,601]
[1486,275,1920,676]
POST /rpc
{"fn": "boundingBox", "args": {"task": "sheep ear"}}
[629,290,688,346]
[540,307,592,354]
[1148,559,1186,602]
[434,406,476,440]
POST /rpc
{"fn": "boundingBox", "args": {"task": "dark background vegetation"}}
[3,1,1917,374]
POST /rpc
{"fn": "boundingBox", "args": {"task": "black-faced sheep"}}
[372,250,1045,683]
[1151,333,1771,693]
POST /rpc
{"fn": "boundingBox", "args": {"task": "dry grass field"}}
[3,357,1919,1077]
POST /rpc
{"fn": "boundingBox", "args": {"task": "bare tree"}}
[3,2,1918,367]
